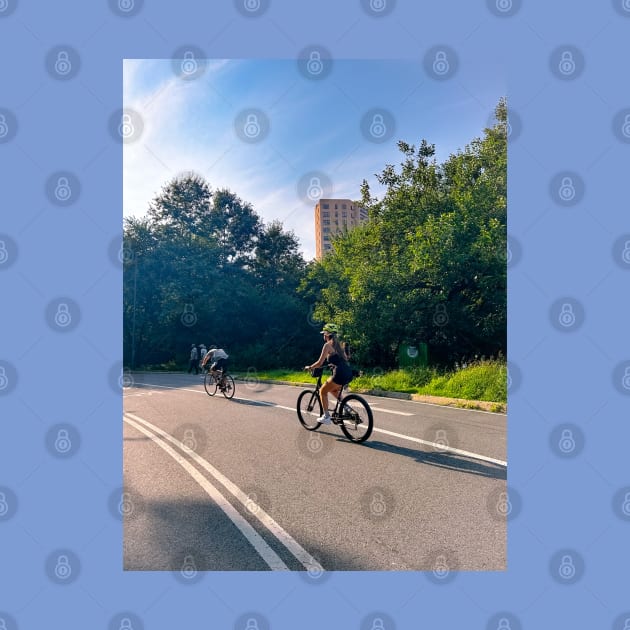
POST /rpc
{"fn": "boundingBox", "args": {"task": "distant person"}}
[198,344,207,371]
[187,344,199,375]
[201,346,229,376]
[304,323,352,425]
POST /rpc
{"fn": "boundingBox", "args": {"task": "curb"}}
[231,377,506,414]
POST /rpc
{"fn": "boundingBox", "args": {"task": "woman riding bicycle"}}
[304,323,353,425]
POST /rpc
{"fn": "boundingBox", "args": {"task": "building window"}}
[322,211,329,218]
[342,211,347,217]
[323,234,330,241]
[342,203,347,209]
[323,219,330,225]
[322,204,329,209]
[334,204,338,209]
[323,227,330,233]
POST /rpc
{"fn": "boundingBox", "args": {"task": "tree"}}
[300,99,507,367]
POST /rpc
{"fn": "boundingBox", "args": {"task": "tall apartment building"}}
[314,198,369,259]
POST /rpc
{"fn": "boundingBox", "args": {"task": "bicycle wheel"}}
[204,372,218,396]
[221,374,236,399]
[297,389,323,430]
[339,394,373,443]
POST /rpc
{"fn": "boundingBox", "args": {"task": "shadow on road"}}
[343,438,506,480]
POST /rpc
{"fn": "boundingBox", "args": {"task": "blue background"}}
[1,0,629,628]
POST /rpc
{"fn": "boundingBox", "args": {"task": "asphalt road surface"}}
[123,372,507,573]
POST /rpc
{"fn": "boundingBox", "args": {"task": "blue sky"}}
[124,58,504,260]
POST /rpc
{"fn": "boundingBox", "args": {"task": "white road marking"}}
[369,407,414,416]
[124,412,324,573]
[124,414,289,571]
[372,426,507,467]
[126,382,506,466]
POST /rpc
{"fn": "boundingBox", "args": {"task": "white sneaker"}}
[317,413,332,425]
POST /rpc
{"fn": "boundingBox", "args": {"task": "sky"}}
[124,58,505,260]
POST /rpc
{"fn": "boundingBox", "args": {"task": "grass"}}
[233,361,507,404]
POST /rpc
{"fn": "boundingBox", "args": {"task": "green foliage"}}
[123,174,318,370]
[300,98,507,367]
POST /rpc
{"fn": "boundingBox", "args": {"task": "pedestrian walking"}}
[187,344,199,374]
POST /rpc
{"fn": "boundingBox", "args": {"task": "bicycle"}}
[204,368,235,399]
[296,367,373,443]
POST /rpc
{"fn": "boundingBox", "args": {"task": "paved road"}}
[123,372,507,573]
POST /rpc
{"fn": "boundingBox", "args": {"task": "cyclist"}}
[201,346,229,379]
[304,323,352,424]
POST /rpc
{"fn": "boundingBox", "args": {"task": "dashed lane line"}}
[125,383,506,467]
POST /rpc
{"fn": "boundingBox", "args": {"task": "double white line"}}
[123,412,323,572]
